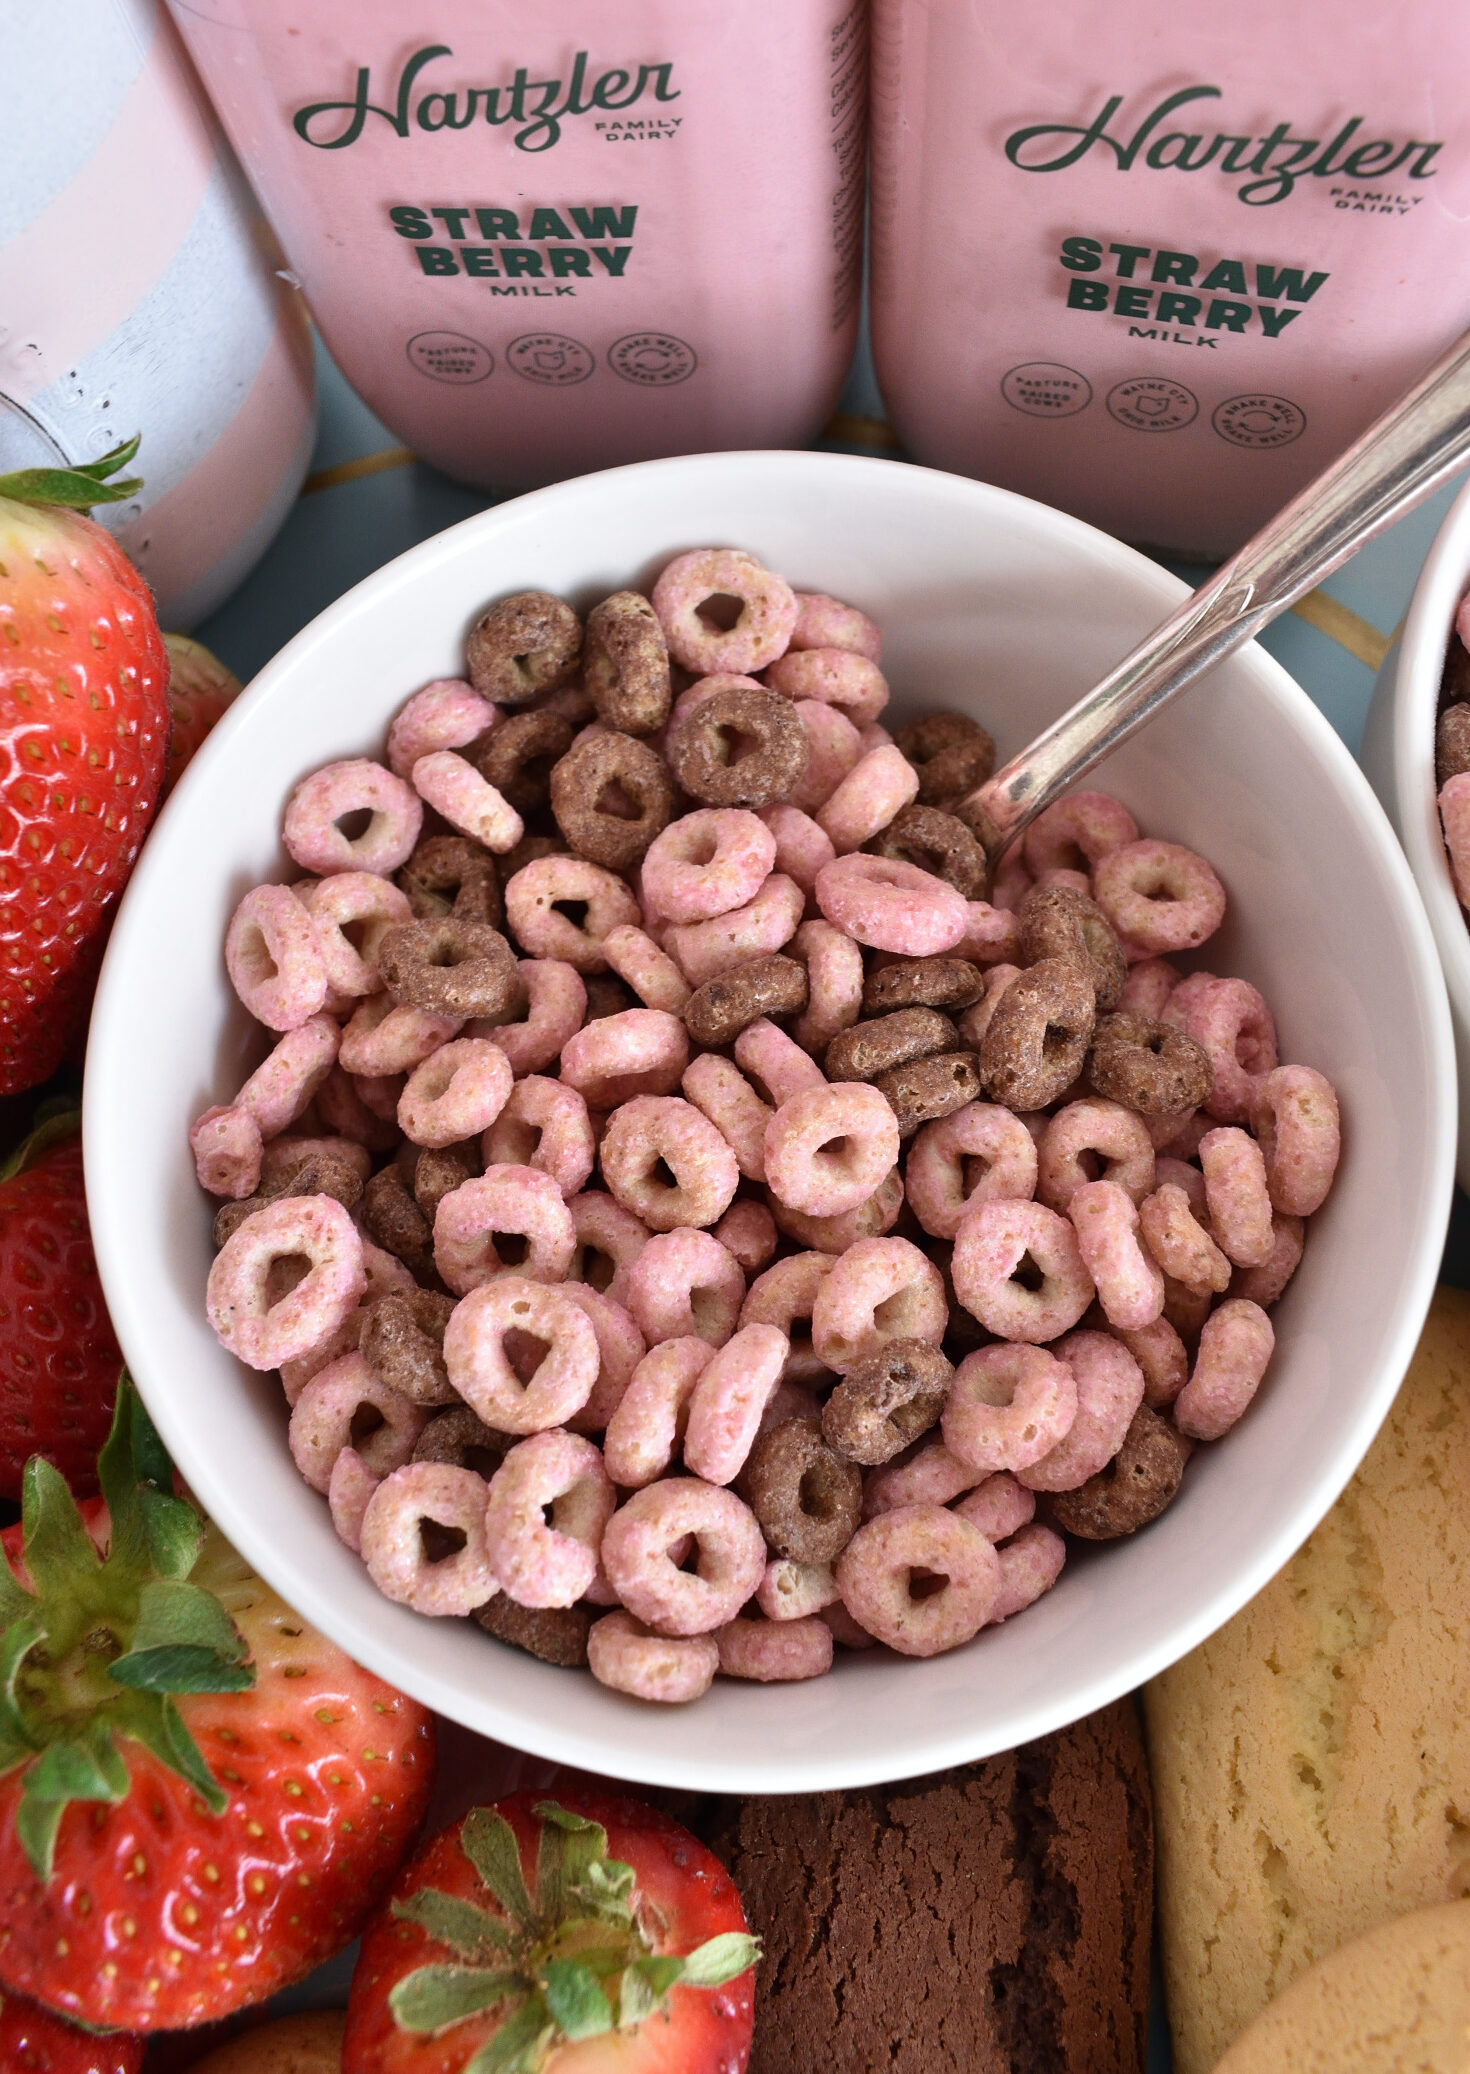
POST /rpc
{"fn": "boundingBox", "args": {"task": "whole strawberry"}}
[0,438,169,1095]
[0,1110,122,1501]
[0,1382,436,2032]
[0,1987,142,2073]
[161,632,241,798]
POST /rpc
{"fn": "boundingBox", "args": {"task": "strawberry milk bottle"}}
[871,0,1470,557]
[166,0,867,488]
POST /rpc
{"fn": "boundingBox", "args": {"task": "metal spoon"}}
[961,325,1470,866]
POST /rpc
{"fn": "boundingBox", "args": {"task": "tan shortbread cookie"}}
[185,2009,345,2073]
[1213,1900,1470,2073]
[1144,1283,1470,2074]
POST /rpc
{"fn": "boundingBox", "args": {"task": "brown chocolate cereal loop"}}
[213,1145,365,1249]
[741,1416,863,1566]
[473,1593,592,1668]
[1437,701,1470,786]
[412,1404,515,1477]
[396,836,503,929]
[1088,1011,1214,1117]
[413,1142,480,1223]
[1042,1402,1190,1539]
[549,730,676,871]
[821,1338,953,1466]
[861,956,985,1016]
[825,1006,960,1083]
[1019,882,1128,1013]
[979,957,1096,1112]
[683,954,809,1048]
[360,1287,458,1405]
[664,684,808,809]
[866,804,990,901]
[378,917,526,1021]
[874,1051,984,1137]
[584,590,671,737]
[360,1165,437,1283]
[466,590,582,706]
[892,711,997,805]
[471,709,574,816]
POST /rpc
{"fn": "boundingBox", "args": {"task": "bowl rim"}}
[85,448,1457,1790]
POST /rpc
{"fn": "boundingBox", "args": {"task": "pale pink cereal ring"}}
[443,1274,600,1431]
[387,680,497,779]
[411,749,522,854]
[433,1163,575,1294]
[789,591,882,661]
[810,1236,946,1376]
[327,1447,378,1555]
[398,1039,512,1149]
[1068,1179,1164,1331]
[600,1095,740,1232]
[769,1165,905,1255]
[1230,1211,1305,1308]
[316,1065,400,1151]
[815,853,968,955]
[475,958,586,1077]
[339,995,462,1077]
[953,1472,1036,1542]
[990,848,1033,913]
[1118,957,1181,1020]
[603,1337,711,1487]
[190,1104,263,1200]
[1138,1183,1231,1294]
[1038,1098,1156,1213]
[1441,772,1470,904]
[485,1430,613,1609]
[957,965,1022,1049]
[225,884,328,1032]
[765,647,889,728]
[1022,791,1140,876]
[303,874,410,1001]
[626,1228,745,1348]
[739,1252,836,1385]
[566,1191,650,1307]
[790,699,864,815]
[951,1199,1095,1344]
[756,1557,840,1621]
[504,856,640,971]
[789,919,864,1053]
[955,902,1023,968]
[561,1285,647,1432]
[763,1082,899,1219]
[601,1476,768,1634]
[859,721,895,753]
[353,1072,406,1124]
[284,758,423,877]
[360,1240,417,1303]
[1250,1065,1341,1216]
[1164,975,1278,1125]
[1114,1315,1190,1408]
[1146,1106,1198,1153]
[988,1523,1067,1624]
[560,1008,689,1108]
[664,873,805,987]
[483,1075,594,1198]
[1155,1157,1208,1216]
[207,1195,365,1370]
[734,1018,825,1108]
[715,1615,834,1683]
[641,808,776,925]
[683,1323,789,1484]
[238,1016,343,1143]
[1093,839,1226,955]
[907,1102,1039,1241]
[288,1352,425,1493]
[587,1611,719,1704]
[820,1600,877,1650]
[862,1436,986,1517]
[835,1504,1000,1656]
[1019,1330,1144,1492]
[600,924,691,1012]
[1035,867,1091,898]
[652,548,798,675]
[278,1310,366,1409]
[1175,1297,1275,1441]
[681,1053,773,1182]
[758,804,835,897]
[942,1344,1077,1476]
[712,1199,777,1275]
[359,1462,495,1616]
[816,744,918,854]
[1199,1126,1274,1267]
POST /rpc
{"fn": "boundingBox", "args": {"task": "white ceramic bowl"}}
[86,450,1454,1794]
[1361,475,1470,1192]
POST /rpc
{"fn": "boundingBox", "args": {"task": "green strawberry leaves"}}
[0,434,143,511]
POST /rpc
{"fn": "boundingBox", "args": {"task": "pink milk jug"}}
[870,0,1470,557]
[167,0,867,488]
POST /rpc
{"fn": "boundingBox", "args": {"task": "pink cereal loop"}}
[651,548,798,675]
[561,1284,646,1432]
[958,965,1022,1049]
[279,1310,365,1408]
[442,1274,600,1431]
[790,920,864,1053]
[559,1008,689,1109]
[504,857,640,972]
[1022,791,1140,876]
[601,1476,768,1635]
[327,1447,378,1555]
[398,1038,513,1149]
[734,1018,825,1108]
[239,1018,342,1142]
[566,1191,650,1307]
[1441,772,1470,904]
[1250,1064,1341,1216]
[1092,839,1226,955]
[740,1252,837,1384]
[712,1199,778,1276]
[815,853,968,956]
[1138,1183,1232,1294]
[359,1463,496,1616]
[600,925,691,1013]
[770,1163,905,1255]
[476,959,586,1078]
[1118,958,1181,1020]
[1231,1213,1305,1306]
[756,1557,840,1621]
[587,1612,719,1704]
[283,758,423,877]
[411,749,523,855]
[317,1065,400,1151]
[990,848,1033,913]
[835,1504,1000,1657]
[626,1228,746,1348]
[790,591,882,661]
[810,1236,947,1375]
[603,1336,712,1488]
[681,1053,773,1182]
[1198,1126,1275,1267]
[485,1430,613,1609]
[953,1472,1036,1542]
[353,1071,405,1124]
[1175,1297,1275,1440]
[288,1352,425,1493]
[641,809,776,925]
[225,884,328,1032]
[816,745,918,855]
[433,1163,575,1294]
[190,1105,263,1199]
[1164,975,1278,1125]
[951,1199,1095,1345]
[715,1615,834,1683]
[683,1323,789,1483]
[1068,1179,1165,1331]
[763,1082,900,1219]
[207,1196,365,1370]
[307,872,414,999]
[387,681,497,779]
[1018,1330,1144,1492]
[907,1101,1039,1241]
[1115,1315,1190,1408]
[758,804,835,897]
[988,1524,1067,1624]
[956,902,1023,968]
[942,1344,1078,1476]
[664,873,805,987]
[339,995,462,1077]
[862,1436,986,1516]
[790,699,864,815]
[765,647,889,728]
[600,1094,740,1232]
[483,1075,595,1197]
[1037,1098,1156,1213]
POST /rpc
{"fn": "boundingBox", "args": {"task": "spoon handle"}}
[964,324,1470,864]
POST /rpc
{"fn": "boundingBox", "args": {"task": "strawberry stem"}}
[0,434,143,510]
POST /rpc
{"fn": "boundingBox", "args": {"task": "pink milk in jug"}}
[166,0,867,489]
[870,0,1470,557]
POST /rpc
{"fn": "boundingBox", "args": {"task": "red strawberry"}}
[0,1111,122,1501]
[343,1789,758,2074]
[0,1987,142,2073]
[160,632,241,798]
[0,437,170,1095]
[0,1382,436,2033]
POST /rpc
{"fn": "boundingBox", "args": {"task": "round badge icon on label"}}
[1000,362,1093,418]
[407,332,494,384]
[609,333,699,386]
[1106,378,1199,433]
[1212,394,1308,449]
[507,334,596,386]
